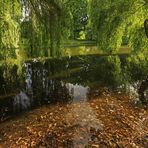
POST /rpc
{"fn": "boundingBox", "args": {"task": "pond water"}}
[0,53,143,122]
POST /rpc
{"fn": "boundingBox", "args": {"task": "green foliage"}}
[0,0,21,49]
[64,0,88,39]
[89,0,148,52]
[0,0,147,59]
[0,0,65,59]
[0,13,20,49]
[129,26,148,52]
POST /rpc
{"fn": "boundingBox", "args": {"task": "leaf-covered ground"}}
[0,93,147,148]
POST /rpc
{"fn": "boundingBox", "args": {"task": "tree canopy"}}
[89,0,148,52]
[0,0,147,59]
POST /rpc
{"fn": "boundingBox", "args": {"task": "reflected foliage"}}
[0,54,148,121]
[125,52,148,81]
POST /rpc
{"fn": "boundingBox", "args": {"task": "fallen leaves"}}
[0,93,147,147]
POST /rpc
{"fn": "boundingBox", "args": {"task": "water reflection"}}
[13,91,31,112]
[26,63,33,92]
[66,83,89,103]
[65,83,103,146]
[0,54,147,122]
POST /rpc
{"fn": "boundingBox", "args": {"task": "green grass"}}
[61,40,97,47]
[0,44,132,64]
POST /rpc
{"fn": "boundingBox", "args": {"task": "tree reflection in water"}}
[0,54,147,122]
[13,91,31,112]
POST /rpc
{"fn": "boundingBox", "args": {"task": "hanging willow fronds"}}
[22,0,62,20]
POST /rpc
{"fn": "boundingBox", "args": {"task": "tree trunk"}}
[138,78,148,104]
[144,19,148,38]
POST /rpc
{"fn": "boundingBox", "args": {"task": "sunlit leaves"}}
[89,0,148,52]
[1,14,20,49]
[0,0,21,49]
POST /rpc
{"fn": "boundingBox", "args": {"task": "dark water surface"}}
[0,54,146,122]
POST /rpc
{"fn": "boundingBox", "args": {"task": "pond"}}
[0,47,147,147]
[0,54,126,120]
[0,52,147,118]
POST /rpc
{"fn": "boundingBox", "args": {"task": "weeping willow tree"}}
[0,0,21,59]
[0,0,70,59]
[1,0,147,59]
[19,0,66,57]
[89,0,148,52]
